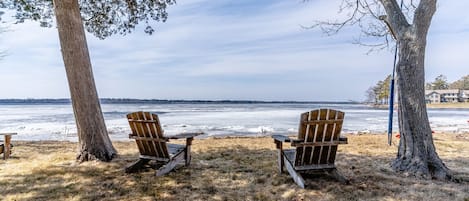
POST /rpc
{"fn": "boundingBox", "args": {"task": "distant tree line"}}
[366,74,469,104]
[425,74,469,90]
[366,75,391,104]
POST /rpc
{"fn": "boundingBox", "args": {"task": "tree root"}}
[76,150,116,162]
[392,158,454,181]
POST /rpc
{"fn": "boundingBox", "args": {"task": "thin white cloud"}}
[0,0,467,100]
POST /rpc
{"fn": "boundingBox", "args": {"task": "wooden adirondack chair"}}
[272,109,348,188]
[125,111,202,176]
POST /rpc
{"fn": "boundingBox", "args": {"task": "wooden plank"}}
[326,112,336,163]
[271,135,291,143]
[4,134,11,160]
[128,113,145,156]
[318,109,333,164]
[129,136,168,142]
[278,149,284,173]
[272,136,286,173]
[0,133,17,136]
[294,164,336,171]
[306,109,320,165]
[148,112,169,158]
[142,112,159,157]
[138,155,170,162]
[298,110,313,166]
[156,150,185,176]
[284,154,305,188]
[185,144,191,166]
[292,141,344,146]
[302,119,343,125]
[330,110,344,164]
[128,119,159,123]
[0,133,17,160]
[317,109,330,165]
[140,112,156,157]
[168,132,203,139]
[130,112,151,156]
[125,158,151,173]
[167,144,185,155]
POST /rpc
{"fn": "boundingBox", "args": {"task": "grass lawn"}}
[1,134,468,201]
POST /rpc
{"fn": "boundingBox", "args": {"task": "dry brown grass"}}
[1,134,468,201]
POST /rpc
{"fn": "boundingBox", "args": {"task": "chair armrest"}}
[339,137,348,144]
[272,135,291,142]
[167,132,204,139]
[272,135,293,150]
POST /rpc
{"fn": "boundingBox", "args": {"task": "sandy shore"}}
[371,102,469,109]
[0,133,468,201]
[426,102,469,108]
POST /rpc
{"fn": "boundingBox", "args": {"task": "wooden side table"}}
[0,133,17,160]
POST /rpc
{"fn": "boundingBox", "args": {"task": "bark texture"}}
[380,0,452,180]
[53,0,117,162]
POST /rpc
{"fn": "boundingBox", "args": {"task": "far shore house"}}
[425,89,469,103]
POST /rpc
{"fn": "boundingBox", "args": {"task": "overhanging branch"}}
[379,0,410,38]
[379,15,397,40]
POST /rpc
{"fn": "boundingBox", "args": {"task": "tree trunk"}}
[391,32,452,180]
[53,0,117,161]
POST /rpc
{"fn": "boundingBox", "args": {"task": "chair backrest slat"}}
[295,109,344,167]
[127,111,169,159]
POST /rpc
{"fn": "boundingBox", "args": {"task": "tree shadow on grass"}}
[0,142,468,201]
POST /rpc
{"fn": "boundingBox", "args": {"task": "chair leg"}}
[185,146,192,166]
[156,151,185,176]
[284,155,306,188]
[278,150,284,173]
[125,158,150,173]
[185,138,193,166]
[275,140,284,173]
[4,135,11,160]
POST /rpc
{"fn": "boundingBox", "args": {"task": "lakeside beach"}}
[0,101,468,200]
[427,102,469,109]
[0,133,468,200]
[1,0,469,200]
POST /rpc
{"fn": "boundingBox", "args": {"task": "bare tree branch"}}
[304,0,390,50]
[304,0,419,51]
[379,0,410,39]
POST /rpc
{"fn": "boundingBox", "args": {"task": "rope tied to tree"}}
[384,0,404,146]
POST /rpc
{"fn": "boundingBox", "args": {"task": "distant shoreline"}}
[2,98,467,108]
[0,98,361,105]
[371,102,469,109]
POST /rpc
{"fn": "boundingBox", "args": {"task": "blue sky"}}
[0,0,468,101]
